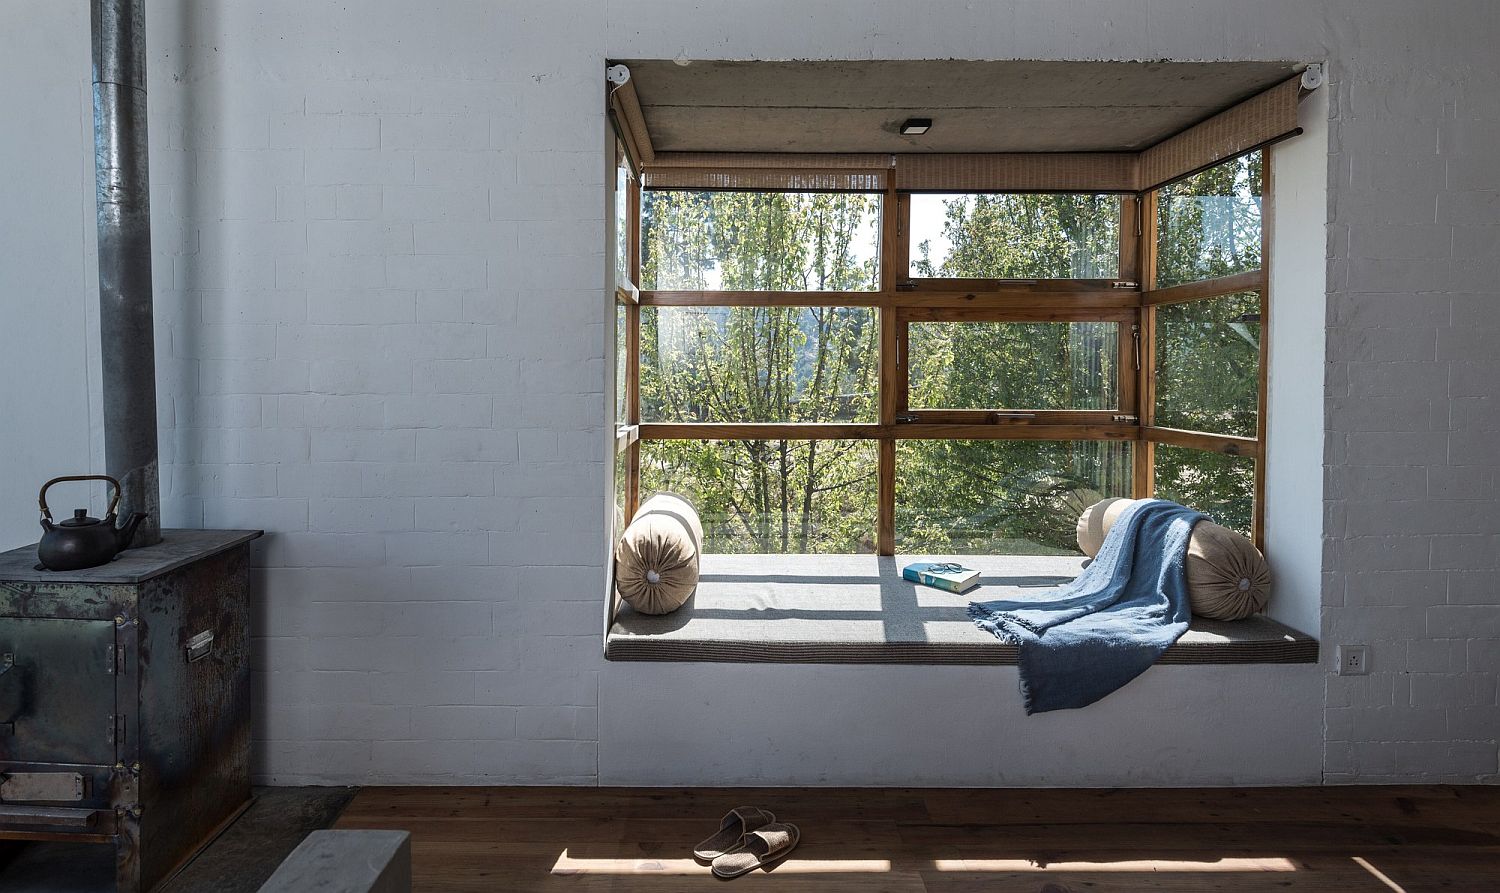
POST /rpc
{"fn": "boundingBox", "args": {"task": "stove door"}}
[0,617,117,766]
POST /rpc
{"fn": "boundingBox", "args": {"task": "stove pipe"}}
[92,0,160,547]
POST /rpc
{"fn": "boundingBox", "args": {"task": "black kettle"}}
[36,475,148,572]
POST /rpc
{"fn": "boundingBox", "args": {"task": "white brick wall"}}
[137,0,609,783]
[1,0,1495,785]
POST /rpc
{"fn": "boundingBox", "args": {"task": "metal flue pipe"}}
[92,0,161,547]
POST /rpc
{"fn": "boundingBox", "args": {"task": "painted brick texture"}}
[1317,32,1500,782]
[139,1,609,784]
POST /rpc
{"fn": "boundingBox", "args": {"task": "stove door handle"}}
[0,654,16,734]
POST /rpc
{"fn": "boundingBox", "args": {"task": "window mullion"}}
[877,183,902,555]
[1134,189,1158,500]
[625,169,641,519]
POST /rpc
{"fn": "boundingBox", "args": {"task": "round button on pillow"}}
[614,493,703,615]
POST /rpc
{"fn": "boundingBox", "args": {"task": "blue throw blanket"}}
[968,499,1205,714]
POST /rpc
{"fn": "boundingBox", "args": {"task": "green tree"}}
[900,193,1131,553]
[639,191,880,552]
[1154,152,1263,287]
[912,193,1120,280]
[1150,151,1263,534]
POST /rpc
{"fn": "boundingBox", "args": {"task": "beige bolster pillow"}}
[1075,498,1272,620]
[614,493,703,615]
[1184,520,1272,620]
[1075,496,1136,558]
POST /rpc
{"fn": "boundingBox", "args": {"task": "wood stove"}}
[0,529,260,891]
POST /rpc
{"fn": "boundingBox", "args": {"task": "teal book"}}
[903,561,980,594]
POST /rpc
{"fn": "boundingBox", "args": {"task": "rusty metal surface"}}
[0,760,112,806]
[0,771,86,802]
[0,580,124,620]
[0,617,118,766]
[0,534,258,893]
[0,804,100,827]
[136,544,252,890]
[0,529,261,586]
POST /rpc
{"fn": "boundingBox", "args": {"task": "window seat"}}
[606,553,1318,665]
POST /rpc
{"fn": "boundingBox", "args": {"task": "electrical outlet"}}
[1337,645,1369,676]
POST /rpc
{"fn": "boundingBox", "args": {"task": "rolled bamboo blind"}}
[643,153,891,191]
[1136,76,1303,190]
[894,153,1138,192]
[610,78,655,167]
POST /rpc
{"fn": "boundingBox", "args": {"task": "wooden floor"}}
[335,785,1500,892]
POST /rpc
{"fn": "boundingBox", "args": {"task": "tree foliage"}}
[638,192,880,552]
[911,193,1120,280]
[1150,151,1264,534]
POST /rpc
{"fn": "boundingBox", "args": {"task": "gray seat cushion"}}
[607,553,1317,665]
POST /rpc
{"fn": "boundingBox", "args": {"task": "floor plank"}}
[335,785,1500,892]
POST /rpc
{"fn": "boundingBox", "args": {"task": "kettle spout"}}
[116,512,149,552]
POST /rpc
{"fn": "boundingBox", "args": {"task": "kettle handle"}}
[39,475,121,523]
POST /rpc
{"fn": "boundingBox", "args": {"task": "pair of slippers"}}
[692,807,800,879]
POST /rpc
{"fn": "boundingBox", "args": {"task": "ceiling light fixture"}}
[900,117,932,136]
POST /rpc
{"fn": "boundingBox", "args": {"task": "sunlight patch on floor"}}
[551,850,892,875]
[931,857,1298,872]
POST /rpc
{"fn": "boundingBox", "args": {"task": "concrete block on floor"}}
[258,830,411,893]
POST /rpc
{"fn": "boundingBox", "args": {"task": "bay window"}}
[611,146,1271,555]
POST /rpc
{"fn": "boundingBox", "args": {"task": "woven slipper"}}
[711,823,800,879]
[693,807,776,862]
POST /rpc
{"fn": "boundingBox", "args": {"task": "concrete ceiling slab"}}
[621,60,1301,154]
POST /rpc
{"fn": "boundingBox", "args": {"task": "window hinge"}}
[107,713,126,745]
[1112,281,1139,289]
[1113,414,1140,423]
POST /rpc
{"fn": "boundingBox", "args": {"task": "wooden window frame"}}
[1138,151,1271,544]
[621,151,1270,553]
[613,136,641,527]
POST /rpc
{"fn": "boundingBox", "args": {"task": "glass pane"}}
[614,142,631,287]
[641,440,878,553]
[897,440,1133,555]
[615,304,629,423]
[1154,292,1261,437]
[613,446,629,539]
[909,193,1121,279]
[1155,151,1263,287]
[642,306,878,423]
[1153,445,1254,536]
[909,321,1119,410]
[641,191,881,291]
